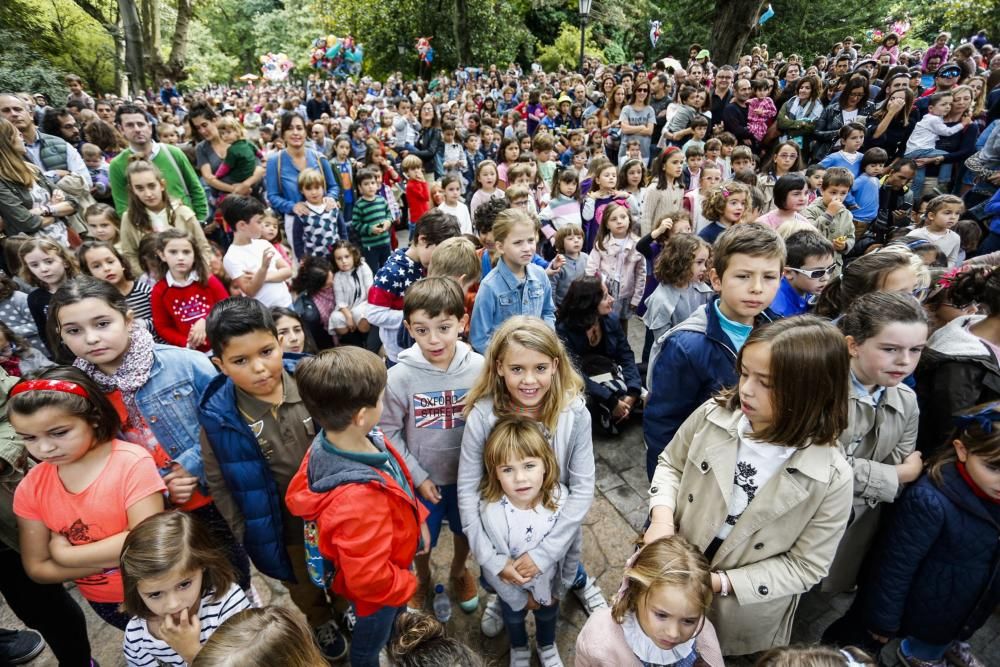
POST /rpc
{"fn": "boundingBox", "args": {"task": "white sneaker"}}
[572,576,608,616]
[537,643,564,667]
[509,646,531,667]
[480,593,504,637]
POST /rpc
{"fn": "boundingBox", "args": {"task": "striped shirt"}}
[125,280,154,333]
[123,583,252,666]
[352,195,392,249]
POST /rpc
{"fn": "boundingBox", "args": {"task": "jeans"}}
[906,148,952,198]
[901,637,949,661]
[350,604,403,667]
[363,243,393,274]
[499,596,560,648]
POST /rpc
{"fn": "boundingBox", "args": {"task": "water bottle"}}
[432,583,452,623]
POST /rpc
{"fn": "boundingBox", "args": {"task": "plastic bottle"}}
[432,583,452,623]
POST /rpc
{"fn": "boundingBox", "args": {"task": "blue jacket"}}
[769,278,811,317]
[264,149,339,217]
[643,296,775,454]
[470,259,556,353]
[863,463,1000,644]
[556,316,642,407]
[197,355,303,581]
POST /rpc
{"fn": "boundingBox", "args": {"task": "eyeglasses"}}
[788,264,837,280]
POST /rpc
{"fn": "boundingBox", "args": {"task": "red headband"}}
[9,379,89,400]
[661,146,681,157]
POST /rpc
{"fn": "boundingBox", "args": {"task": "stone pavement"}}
[4,322,1000,665]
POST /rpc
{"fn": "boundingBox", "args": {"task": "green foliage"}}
[602,41,627,65]
[0,29,66,101]
[184,20,239,87]
[536,23,605,72]
[253,5,318,76]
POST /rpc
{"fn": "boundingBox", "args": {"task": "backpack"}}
[303,519,335,589]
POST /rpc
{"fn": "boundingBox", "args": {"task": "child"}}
[583,157,630,252]
[81,143,111,202]
[540,167,583,247]
[135,235,164,292]
[858,402,1000,667]
[11,367,166,629]
[575,536,725,667]
[18,238,79,352]
[121,160,213,277]
[585,203,646,326]
[682,145,705,193]
[260,210,293,267]
[0,272,43,353]
[469,160,503,221]
[403,155,431,235]
[271,307,314,355]
[754,173,810,230]
[332,137,355,224]
[213,117,260,200]
[439,120,466,185]
[78,240,153,330]
[685,163,723,233]
[747,79,778,143]
[618,158,647,223]
[438,175,473,235]
[644,223,784,479]
[285,347,431,667]
[85,203,121,246]
[533,133,557,186]
[770,230,835,317]
[645,316,853,656]
[222,195,293,308]
[497,137,521,188]
[729,146,755,175]
[478,417,579,667]
[353,168,395,272]
[386,612,483,666]
[329,240,373,336]
[682,116,710,155]
[0,320,51,377]
[820,123,866,176]
[457,317,605,640]
[904,91,970,198]
[462,131,485,197]
[292,168,347,261]
[379,277,485,615]
[192,607,331,667]
[704,138,728,180]
[644,148,687,236]
[120,512,253,666]
[805,164,826,202]
[802,167,856,272]
[151,229,229,351]
[642,233,713,341]
[369,210,462,364]
[697,181,750,244]
[905,194,963,267]
[813,248,924,320]
[850,148,889,226]
[199,298,348,660]
[507,164,539,216]
[469,209,556,353]
[549,225,589,307]
[823,292,927,596]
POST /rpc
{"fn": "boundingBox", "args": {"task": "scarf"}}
[74,322,155,429]
[957,460,1000,505]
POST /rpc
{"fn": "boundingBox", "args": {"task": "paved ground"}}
[4,323,999,666]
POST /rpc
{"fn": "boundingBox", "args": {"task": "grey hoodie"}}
[380,341,485,486]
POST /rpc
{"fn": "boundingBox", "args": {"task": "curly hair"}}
[701,181,751,222]
[654,233,711,287]
[289,254,333,295]
[555,275,605,329]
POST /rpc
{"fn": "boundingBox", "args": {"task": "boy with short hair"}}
[65,74,94,110]
[683,144,706,192]
[380,277,485,615]
[462,132,484,195]
[199,298,347,661]
[560,130,586,166]
[368,209,462,363]
[533,133,557,185]
[292,168,348,261]
[729,145,755,174]
[286,347,430,667]
[642,223,785,479]
[403,155,430,234]
[682,116,709,154]
[352,168,394,272]
[802,167,856,272]
[222,195,293,307]
[770,230,835,317]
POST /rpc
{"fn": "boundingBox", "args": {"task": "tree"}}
[709,0,766,65]
[536,23,604,72]
[0,28,66,102]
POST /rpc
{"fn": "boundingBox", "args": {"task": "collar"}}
[850,370,885,408]
[165,270,199,288]
[496,257,531,289]
[235,370,297,419]
[621,612,697,664]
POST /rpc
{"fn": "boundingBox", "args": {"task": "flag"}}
[758,4,775,25]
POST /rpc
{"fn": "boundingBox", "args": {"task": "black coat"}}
[556,315,642,409]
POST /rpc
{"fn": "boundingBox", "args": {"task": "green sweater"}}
[352,195,392,249]
[221,139,258,183]
[109,144,209,221]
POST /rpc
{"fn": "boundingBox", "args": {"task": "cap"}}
[696,49,711,60]
[936,64,962,77]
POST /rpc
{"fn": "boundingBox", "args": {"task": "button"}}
[758,585,769,596]
[754,542,764,550]
[687,494,694,502]
[650,486,658,494]
[700,461,709,471]
[149,416,158,423]
[787,468,798,474]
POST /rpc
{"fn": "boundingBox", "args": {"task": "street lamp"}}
[579,0,593,74]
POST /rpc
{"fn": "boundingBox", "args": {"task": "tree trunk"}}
[709,0,766,66]
[164,0,193,82]
[452,0,471,65]
[118,0,145,95]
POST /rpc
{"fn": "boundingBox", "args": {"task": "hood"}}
[396,340,475,375]
[927,315,993,359]
[935,463,1000,528]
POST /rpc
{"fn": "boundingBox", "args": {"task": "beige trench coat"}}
[649,401,853,656]
[120,201,213,276]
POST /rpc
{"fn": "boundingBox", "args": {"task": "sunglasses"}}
[788,264,837,280]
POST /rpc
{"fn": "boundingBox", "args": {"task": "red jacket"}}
[406,180,430,226]
[284,433,429,616]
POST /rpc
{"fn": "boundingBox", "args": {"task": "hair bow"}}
[721,188,731,197]
[953,404,1000,434]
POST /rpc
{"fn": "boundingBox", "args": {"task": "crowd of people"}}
[0,24,998,667]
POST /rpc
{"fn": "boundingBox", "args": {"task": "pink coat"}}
[585,235,646,309]
[574,607,725,667]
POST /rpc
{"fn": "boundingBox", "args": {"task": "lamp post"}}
[579,0,593,74]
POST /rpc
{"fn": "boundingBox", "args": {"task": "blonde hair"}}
[18,237,80,287]
[611,536,713,624]
[776,218,816,240]
[464,316,583,430]
[297,167,325,191]
[191,607,328,667]
[429,237,480,284]
[0,118,40,187]
[754,645,875,667]
[215,116,245,141]
[701,181,751,222]
[492,208,535,244]
[402,155,424,173]
[480,417,561,511]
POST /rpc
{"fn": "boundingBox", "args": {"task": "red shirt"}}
[406,180,430,225]
[150,276,229,351]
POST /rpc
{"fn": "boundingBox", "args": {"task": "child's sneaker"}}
[945,641,986,667]
[537,643,564,667]
[451,568,480,614]
[509,646,531,667]
[572,576,608,615]
[480,593,504,637]
[407,578,429,613]
[897,645,948,667]
[314,619,348,661]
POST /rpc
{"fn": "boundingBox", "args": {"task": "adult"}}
[827,55,851,83]
[618,81,655,162]
[306,87,332,122]
[310,123,335,159]
[555,277,642,433]
[915,64,962,115]
[721,79,756,150]
[865,88,916,160]
[108,104,208,220]
[0,93,91,189]
[95,99,115,124]
[777,61,802,91]
[811,75,874,162]
[188,103,265,205]
[776,75,823,151]
[264,112,339,244]
[648,73,672,148]
[404,100,442,178]
[83,119,127,158]
[923,85,980,194]
[0,118,77,239]
[709,66,735,135]
[40,108,81,148]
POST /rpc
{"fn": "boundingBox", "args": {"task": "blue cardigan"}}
[264,149,339,217]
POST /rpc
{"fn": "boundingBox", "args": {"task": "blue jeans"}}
[901,637,949,661]
[350,604,403,667]
[499,596,560,648]
[419,484,465,547]
[906,148,952,198]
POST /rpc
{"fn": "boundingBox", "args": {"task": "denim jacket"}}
[470,259,555,352]
[133,344,219,485]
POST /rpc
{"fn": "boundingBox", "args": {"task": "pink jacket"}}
[574,607,725,667]
[585,235,646,309]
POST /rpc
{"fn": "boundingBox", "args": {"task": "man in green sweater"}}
[109,104,208,221]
